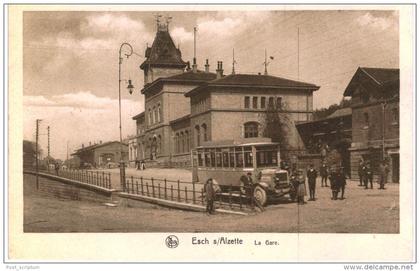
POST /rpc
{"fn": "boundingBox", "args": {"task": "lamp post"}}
[119,42,135,191]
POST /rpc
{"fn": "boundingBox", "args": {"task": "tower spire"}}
[192,26,198,73]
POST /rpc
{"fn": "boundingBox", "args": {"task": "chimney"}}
[216,61,224,79]
[204,59,210,73]
[192,58,197,73]
[89,141,91,146]
[82,144,84,148]
[99,140,102,144]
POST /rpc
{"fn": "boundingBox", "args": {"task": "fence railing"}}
[28,167,113,189]
[124,176,253,211]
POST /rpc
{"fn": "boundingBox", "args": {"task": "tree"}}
[313,99,351,120]
[261,101,291,152]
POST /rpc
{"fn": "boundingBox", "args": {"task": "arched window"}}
[195,125,201,146]
[180,132,185,153]
[175,133,179,153]
[392,108,399,123]
[153,106,157,124]
[185,130,190,151]
[157,104,161,123]
[202,123,208,142]
[148,108,152,125]
[157,135,161,154]
[244,122,259,138]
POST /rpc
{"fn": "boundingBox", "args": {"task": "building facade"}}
[72,141,128,168]
[344,67,399,183]
[131,21,319,167]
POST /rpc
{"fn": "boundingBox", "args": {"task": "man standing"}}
[378,160,389,190]
[307,164,318,201]
[358,159,365,186]
[364,162,374,189]
[320,162,328,187]
[337,166,347,200]
[329,166,339,200]
[54,162,60,176]
[204,178,216,215]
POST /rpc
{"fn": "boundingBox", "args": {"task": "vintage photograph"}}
[21,8,402,235]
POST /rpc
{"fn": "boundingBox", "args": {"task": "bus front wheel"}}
[253,186,267,206]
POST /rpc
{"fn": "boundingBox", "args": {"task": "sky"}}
[23,9,399,160]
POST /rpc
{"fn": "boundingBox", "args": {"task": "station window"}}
[276,97,282,109]
[244,96,250,108]
[268,97,274,108]
[222,152,229,168]
[261,97,266,109]
[244,122,259,138]
[363,112,369,128]
[252,97,258,109]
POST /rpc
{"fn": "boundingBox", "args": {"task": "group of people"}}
[135,159,146,171]
[290,163,347,204]
[358,159,389,190]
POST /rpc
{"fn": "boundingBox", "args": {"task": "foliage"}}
[262,102,291,151]
[313,99,351,121]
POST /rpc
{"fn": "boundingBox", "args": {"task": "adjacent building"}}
[129,21,320,167]
[344,67,399,183]
[72,141,128,168]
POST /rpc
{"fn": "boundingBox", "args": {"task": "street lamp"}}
[119,42,134,191]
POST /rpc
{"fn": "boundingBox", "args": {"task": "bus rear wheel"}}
[253,186,267,206]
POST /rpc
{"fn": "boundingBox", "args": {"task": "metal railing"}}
[28,167,113,190]
[123,176,253,211]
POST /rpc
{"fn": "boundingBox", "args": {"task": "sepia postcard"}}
[4,4,416,264]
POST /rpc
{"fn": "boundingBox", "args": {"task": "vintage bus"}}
[191,139,291,206]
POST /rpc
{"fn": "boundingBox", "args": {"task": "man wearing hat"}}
[358,159,365,186]
[337,166,347,199]
[364,162,374,189]
[320,162,329,187]
[307,164,318,201]
[329,165,339,200]
[378,160,389,190]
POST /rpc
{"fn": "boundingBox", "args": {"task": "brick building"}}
[72,141,128,168]
[344,67,399,183]
[130,21,319,167]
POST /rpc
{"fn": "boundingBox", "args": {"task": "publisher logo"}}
[165,235,179,248]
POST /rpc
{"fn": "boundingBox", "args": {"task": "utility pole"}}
[297,27,300,80]
[47,126,50,171]
[264,49,268,75]
[35,119,42,190]
[232,48,236,75]
[192,26,197,72]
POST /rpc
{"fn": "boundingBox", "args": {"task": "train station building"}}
[129,20,320,168]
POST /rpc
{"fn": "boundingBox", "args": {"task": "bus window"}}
[235,152,244,168]
[205,152,210,167]
[222,152,229,167]
[216,152,222,167]
[229,152,235,167]
[244,151,253,167]
[210,152,216,167]
[198,152,203,166]
[256,150,278,167]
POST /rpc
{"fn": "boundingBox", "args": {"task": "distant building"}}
[131,20,319,167]
[296,107,352,175]
[71,141,128,168]
[344,67,399,183]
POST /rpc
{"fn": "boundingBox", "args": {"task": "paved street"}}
[24,173,399,233]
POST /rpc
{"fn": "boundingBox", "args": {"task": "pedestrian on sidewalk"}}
[54,162,60,176]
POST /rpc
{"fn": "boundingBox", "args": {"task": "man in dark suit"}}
[337,166,347,199]
[364,162,374,189]
[329,166,339,200]
[358,159,364,186]
[307,164,318,201]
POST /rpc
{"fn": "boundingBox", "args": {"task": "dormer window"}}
[363,112,369,129]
